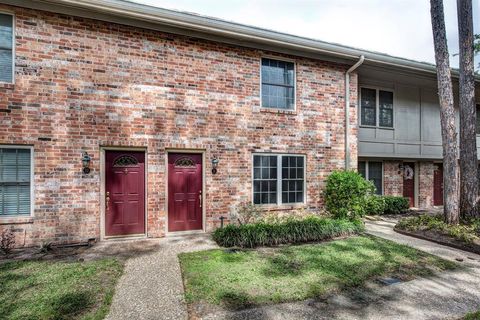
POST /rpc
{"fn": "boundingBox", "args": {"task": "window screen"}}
[0,148,31,216]
[0,14,13,83]
[261,58,295,110]
[360,88,376,126]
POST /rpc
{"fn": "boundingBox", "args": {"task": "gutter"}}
[345,55,365,170]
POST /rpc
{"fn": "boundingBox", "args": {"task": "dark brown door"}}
[403,162,415,207]
[168,153,203,232]
[433,164,444,206]
[105,151,145,236]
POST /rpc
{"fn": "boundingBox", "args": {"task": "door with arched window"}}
[168,153,203,232]
[105,151,145,236]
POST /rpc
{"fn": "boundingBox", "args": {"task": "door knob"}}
[106,191,110,211]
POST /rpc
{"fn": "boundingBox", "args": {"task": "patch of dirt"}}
[0,238,161,264]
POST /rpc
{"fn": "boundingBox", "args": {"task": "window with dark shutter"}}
[0,148,31,216]
[0,13,13,83]
[261,58,295,110]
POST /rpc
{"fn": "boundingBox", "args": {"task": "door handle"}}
[199,190,202,208]
[106,191,110,211]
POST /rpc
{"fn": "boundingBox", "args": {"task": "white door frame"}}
[165,149,206,235]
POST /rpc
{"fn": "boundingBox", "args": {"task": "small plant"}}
[231,202,263,225]
[324,170,375,220]
[39,241,54,253]
[365,195,386,215]
[1,227,16,255]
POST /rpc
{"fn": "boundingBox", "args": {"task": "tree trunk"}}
[457,0,479,219]
[430,0,460,224]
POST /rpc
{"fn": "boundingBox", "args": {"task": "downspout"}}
[345,55,364,170]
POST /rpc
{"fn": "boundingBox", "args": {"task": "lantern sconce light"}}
[211,156,219,174]
[398,163,404,175]
[82,152,92,174]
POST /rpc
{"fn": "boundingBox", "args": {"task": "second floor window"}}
[0,13,13,83]
[360,88,394,128]
[261,58,295,110]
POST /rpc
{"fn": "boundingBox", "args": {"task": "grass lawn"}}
[179,235,456,309]
[464,311,480,320]
[0,258,123,320]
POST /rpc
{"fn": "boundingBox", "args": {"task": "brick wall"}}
[0,5,358,246]
[383,160,436,208]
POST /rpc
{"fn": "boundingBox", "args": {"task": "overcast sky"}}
[132,0,479,69]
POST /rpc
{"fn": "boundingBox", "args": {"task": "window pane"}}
[361,88,376,126]
[358,161,366,179]
[281,156,305,203]
[379,91,393,127]
[0,148,31,216]
[253,155,277,204]
[0,49,12,83]
[368,162,383,195]
[261,58,295,110]
[0,14,13,49]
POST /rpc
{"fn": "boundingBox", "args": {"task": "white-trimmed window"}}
[253,154,305,205]
[0,13,14,83]
[0,147,33,216]
[261,58,295,110]
[360,87,394,128]
[358,161,383,195]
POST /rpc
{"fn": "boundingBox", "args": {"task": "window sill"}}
[259,108,297,115]
[359,125,394,130]
[0,216,34,225]
[0,82,14,90]
[255,203,307,211]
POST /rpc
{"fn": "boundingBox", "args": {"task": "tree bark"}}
[430,0,460,224]
[457,0,479,219]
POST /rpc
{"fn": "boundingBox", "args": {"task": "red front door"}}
[403,162,415,207]
[105,151,145,236]
[168,153,203,232]
[433,164,444,206]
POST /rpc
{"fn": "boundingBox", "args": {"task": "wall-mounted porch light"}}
[211,156,219,174]
[82,152,92,174]
[398,163,404,175]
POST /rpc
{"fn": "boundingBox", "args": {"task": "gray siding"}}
[358,66,480,160]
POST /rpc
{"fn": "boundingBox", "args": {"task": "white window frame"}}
[0,145,34,217]
[359,86,394,129]
[252,153,306,206]
[358,160,384,195]
[0,11,15,84]
[260,56,296,111]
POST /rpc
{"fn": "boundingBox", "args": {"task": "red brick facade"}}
[382,160,438,209]
[0,5,358,246]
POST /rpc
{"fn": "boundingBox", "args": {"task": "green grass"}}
[179,235,456,309]
[464,311,480,320]
[0,258,123,320]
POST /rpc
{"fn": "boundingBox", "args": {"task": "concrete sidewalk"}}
[105,234,217,320]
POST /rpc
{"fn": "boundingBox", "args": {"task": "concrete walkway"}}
[104,221,480,320]
[105,234,217,320]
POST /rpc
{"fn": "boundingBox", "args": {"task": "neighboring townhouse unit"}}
[0,0,478,246]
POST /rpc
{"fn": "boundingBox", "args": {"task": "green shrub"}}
[365,195,386,215]
[382,196,410,214]
[212,216,364,248]
[324,170,375,220]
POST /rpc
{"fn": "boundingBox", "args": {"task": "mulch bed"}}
[394,227,480,256]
